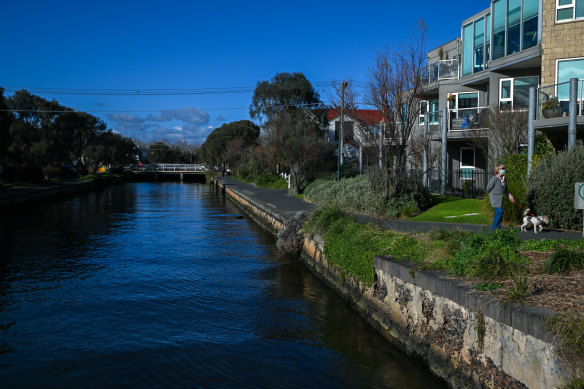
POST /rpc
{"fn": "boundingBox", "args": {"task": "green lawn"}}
[407,196,491,225]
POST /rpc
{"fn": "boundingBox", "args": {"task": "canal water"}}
[0,182,446,388]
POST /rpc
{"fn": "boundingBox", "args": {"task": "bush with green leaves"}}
[527,146,584,230]
[303,175,431,218]
[442,229,525,279]
[544,248,584,274]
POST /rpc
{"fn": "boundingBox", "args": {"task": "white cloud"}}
[146,107,209,124]
[108,108,213,145]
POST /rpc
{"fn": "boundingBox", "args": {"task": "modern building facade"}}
[416,0,584,192]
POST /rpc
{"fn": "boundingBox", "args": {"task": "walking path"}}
[214,177,583,241]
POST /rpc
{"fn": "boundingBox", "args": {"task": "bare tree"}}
[261,109,327,194]
[468,106,528,165]
[364,21,427,197]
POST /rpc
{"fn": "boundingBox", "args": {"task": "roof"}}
[325,109,382,125]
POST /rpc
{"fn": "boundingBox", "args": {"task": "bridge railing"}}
[140,164,206,172]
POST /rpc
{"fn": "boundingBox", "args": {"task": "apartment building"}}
[418,0,584,192]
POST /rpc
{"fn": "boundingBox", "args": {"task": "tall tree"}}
[200,120,260,167]
[250,73,327,193]
[365,21,427,197]
[250,72,320,122]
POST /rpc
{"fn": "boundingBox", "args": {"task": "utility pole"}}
[338,80,348,182]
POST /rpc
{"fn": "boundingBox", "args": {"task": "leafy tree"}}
[199,120,260,167]
[250,72,320,122]
[2,89,136,179]
[250,73,328,193]
[147,142,172,163]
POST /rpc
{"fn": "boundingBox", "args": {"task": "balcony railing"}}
[420,60,459,86]
[425,106,490,133]
[537,80,584,120]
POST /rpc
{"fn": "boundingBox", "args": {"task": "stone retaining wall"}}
[214,178,573,388]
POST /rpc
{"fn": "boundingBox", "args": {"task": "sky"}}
[1,0,490,146]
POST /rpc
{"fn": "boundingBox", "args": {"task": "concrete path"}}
[214,177,583,241]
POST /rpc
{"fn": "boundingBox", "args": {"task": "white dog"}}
[520,209,549,233]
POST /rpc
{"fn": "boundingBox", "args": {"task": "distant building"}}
[320,109,383,161]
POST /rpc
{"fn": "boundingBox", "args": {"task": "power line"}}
[1,80,369,96]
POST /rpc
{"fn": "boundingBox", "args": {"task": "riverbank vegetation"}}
[303,206,584,305]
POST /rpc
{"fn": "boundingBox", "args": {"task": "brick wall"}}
[541,0,584,86]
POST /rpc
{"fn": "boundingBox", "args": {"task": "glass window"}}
[499,77,539,109]
[461,148,475,168]
[513,76,539,108]
[419,101,428,125]
[523,0,538,49]
[462,23,474,76]
[458,93,479,120]
[507,0,521,55]
[429,99,439,124]
[460,148,475,179]
[557,58,584,100]
[474,18,485,73]
[557,0,584,21]
[485,14,491,67]
[578,0,584,18]
[493,0,506,60]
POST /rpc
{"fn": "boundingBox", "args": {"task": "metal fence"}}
[407,168,489,198]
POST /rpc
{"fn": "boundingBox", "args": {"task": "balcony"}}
[537,81,584,120]
[420,59,459,87]
[534,79,584,148]
[426,106,490,139]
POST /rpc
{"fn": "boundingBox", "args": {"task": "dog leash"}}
[510,199,536,217]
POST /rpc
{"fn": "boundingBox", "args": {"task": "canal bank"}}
[211,176,576,388]
[0,175,130,210]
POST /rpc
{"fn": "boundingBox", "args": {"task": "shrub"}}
[444,229,525,279]
[303,206,350,236]
[544,248,584,274]
[276,211,309,254]
[527,146,584,230]
[547,312,584,374]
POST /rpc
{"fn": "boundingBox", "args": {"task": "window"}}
[460,147,476,179]
[557,58,584,100]
[523,0,538,49]
[462,23,474,76]
[474,18,485,73]
[462,15,491,76]
[419,101,428,125]
[449,92,479,120]
[499,76,539,109]
[556,0,584,22]
[492,0,506,60]
[500,79,513,109]
[507,0,522,55]
[429,100,440,124]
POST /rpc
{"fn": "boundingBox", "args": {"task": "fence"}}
[407,168,489,198]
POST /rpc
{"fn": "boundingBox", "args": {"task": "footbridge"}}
[131,163,207,182]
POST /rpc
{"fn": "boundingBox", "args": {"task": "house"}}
[321,108,383,162]
[415,0,584,194]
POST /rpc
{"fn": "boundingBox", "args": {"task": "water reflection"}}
[0,183,445,388]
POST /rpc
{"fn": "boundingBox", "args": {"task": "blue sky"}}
[1,0,489,145]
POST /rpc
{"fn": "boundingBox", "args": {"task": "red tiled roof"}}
[325,109,382,125]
